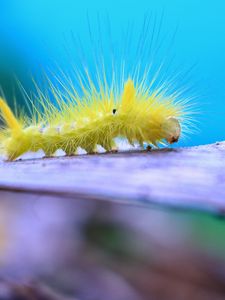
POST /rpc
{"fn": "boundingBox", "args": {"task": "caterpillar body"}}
[0,77,190,161]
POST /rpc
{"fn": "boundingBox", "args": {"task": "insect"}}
[0,76,191,161]
[0,17,195,161]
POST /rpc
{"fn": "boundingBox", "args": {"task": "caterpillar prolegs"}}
[0,78,188,161]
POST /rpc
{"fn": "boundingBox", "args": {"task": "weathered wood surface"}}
[0,142,225,215]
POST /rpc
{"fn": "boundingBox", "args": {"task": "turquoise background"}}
[1,0,225,147]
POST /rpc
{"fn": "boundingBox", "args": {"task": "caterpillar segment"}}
[0,79,183,161]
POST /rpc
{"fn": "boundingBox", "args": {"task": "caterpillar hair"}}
[0,16,196,161]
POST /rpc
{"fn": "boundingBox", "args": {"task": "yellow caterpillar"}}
[0,76,190,161]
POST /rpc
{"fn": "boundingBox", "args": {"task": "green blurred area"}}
[189,213,225,260]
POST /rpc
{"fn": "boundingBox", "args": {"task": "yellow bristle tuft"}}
[0,98,21,134]
[121,79,136,112]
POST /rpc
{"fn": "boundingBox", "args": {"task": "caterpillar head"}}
[162,116,181,144]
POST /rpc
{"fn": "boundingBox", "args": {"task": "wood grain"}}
[0,142,225,216]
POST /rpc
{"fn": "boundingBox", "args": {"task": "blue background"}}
[1,0,225,147]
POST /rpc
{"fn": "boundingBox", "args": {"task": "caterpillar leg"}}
[62,144,77,156]
[83,144,97,154]
[65,150,77,157]
[43,151,55,158]
[43,145,59,158]
[100,139,118,153]
[108,148,118,153]
[146,145,152,151]
[108,140,118,153]
[4,135,32,161]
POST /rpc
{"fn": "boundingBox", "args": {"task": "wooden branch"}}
[0,142,225,216]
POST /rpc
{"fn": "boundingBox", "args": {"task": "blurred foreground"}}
[0,192,224,300]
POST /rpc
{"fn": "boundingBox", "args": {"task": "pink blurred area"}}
[0,192,224,299]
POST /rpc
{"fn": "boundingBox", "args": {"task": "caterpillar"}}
[0,17,195,161]
[0,77,191,161]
